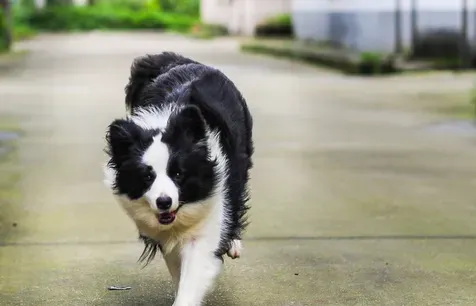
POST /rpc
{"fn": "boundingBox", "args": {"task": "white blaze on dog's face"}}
[141,136,180,217]
[104,105,219,231]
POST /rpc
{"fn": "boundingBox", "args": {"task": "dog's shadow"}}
[106,278,238,306]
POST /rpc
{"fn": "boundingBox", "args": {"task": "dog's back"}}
[125,52,198,112]
[124,52,253,166]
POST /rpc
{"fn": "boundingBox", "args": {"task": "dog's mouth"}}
[157,211,176,225]
[156,204,183,225]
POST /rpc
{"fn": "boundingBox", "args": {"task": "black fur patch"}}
[138,235,162,267]
[105,119,160,199]
[162,105,218,204]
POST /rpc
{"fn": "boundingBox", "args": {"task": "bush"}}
[255,14,293,38]
[158,0,200,17]
[13,24,36,41]
[359,52,396,75]
[94,0,151,11]
[25,6,197,32]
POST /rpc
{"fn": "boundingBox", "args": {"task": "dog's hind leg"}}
[172,239,222,306]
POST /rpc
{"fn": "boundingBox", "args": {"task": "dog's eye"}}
[174,172,182,180]
[144,167,155,182]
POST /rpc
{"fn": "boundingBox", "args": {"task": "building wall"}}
[292,0,475,53]
[245,0,291,35]
[229,0,251,35]
[202,0,291,36]
[200,0,233,27]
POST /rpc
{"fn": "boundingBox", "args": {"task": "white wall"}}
[202,0,291,36]
[292,0,475,53]
[200,0,233,27]
[246,0,291,35]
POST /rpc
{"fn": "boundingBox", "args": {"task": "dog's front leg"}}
[172,239,222,306]
[163,251,182,297]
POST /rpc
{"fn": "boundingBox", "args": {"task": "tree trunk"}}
[0,0,12,51]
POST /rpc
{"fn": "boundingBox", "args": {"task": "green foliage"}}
[46,0,74,6]
[92,0,200,16]
[255,14,293,38]
[12,0,37,41]
[13,24,36,41]
[19,0,37,11]
[0,6,9,52]
[24,6,197,32]
[358,52,395,75]
[94,0,150,11]
[158,0,200,16]
[263,14,292,26]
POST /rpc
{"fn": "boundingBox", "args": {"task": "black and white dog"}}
[103,52,254,305]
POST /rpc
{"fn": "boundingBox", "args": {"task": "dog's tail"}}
[125,52,197,112]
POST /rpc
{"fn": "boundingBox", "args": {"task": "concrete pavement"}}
[0,32,476,305]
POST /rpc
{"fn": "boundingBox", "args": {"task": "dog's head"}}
[104,104,221,229]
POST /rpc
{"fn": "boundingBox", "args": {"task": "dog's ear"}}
[164,105,206,145]
[105,119,144,166]
[189,71,236,151]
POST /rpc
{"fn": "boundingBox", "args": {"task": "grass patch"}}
[13,24,37,41]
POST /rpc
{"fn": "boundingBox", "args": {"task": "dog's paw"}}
[226,239,242,259]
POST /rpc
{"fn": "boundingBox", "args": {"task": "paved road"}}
[0,32,476,306]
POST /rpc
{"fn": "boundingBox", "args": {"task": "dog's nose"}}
[156,196,172,210]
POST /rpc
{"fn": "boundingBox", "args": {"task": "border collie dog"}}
[103,52,254,306]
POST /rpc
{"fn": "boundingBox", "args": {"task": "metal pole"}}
[395,0,402,54]
[410,0,418,57]
[460,0,470,69]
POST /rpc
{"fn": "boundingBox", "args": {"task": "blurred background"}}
[1,0,476,305]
